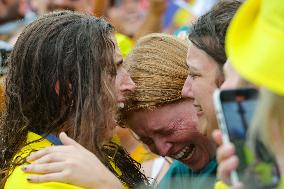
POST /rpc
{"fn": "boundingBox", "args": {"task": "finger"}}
[231,182,244,189]
[27,147,55,162]
[217,155,239,185]
[27,146,75,162]
[59,132,84,149]
[22,162,63,174]
[212,129,223,146]
[216,143,235,163]
[32,153,67,164]
[27,172,66,183]
[232,182,244,189]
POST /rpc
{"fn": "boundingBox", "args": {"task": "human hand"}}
[213,129,242,188]
[22,132,122,189]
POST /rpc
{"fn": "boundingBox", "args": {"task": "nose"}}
[154,139,173,157]
[117,67,136,93]
[121,72,136,93]
[182,76,194,99]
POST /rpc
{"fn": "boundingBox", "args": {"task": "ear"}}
[216,73,225,88]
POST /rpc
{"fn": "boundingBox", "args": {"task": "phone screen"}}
[221,90,257,173]
[220,88,280,188]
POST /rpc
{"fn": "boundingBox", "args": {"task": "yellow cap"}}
[226,0,284,95]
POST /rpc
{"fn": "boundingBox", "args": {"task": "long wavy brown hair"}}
[0,11,149,188]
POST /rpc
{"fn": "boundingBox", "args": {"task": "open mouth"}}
[172,144,195,160]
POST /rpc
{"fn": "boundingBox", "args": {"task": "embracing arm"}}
[22,133,124,189]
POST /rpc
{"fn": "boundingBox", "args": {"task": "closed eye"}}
[189,72,200,80]
[140,137,154,146]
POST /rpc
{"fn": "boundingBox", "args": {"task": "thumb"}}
[212,129,223,146]
[59,132,83,149]
[232,182,244,189]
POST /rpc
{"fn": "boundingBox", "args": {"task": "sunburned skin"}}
[127,99,216,171]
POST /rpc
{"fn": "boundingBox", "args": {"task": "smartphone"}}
[213,88,280,188]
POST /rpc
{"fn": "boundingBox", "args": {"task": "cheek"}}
[191,81,203,99]
[115,70,123,87]
[171,123,201,142]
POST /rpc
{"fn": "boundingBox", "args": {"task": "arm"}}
[133,0,167,42]
[22,133,123,189]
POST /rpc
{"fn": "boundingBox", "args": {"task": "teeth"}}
[184,147,195,160]
[117,102,125,108]
[175,146,188,159]
[173,146,195,160]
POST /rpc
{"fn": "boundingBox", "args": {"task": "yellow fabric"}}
[5,132,83,189]
[130,144,157,163]
[115,32,134,59]
[278,177,284,189]
[214,181,229,189]
[5,132,130,189]
[226,0,284,96]
[173,9,193,27]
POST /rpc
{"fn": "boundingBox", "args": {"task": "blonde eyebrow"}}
[188,65,198,72]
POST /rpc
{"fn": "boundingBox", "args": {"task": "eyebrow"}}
[151,126,173,135]
[188,65,199,72]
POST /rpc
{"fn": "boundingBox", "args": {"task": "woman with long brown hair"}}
[0,10,148,189]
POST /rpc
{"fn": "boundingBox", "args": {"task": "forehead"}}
[127,101,196,135]
[187,44,219,72]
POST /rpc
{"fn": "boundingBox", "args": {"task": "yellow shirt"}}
[5,132,83,189]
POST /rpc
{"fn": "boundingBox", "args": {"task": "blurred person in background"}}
[0,0,36,43]
[34,0,167,42]
[0,0,27,24]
